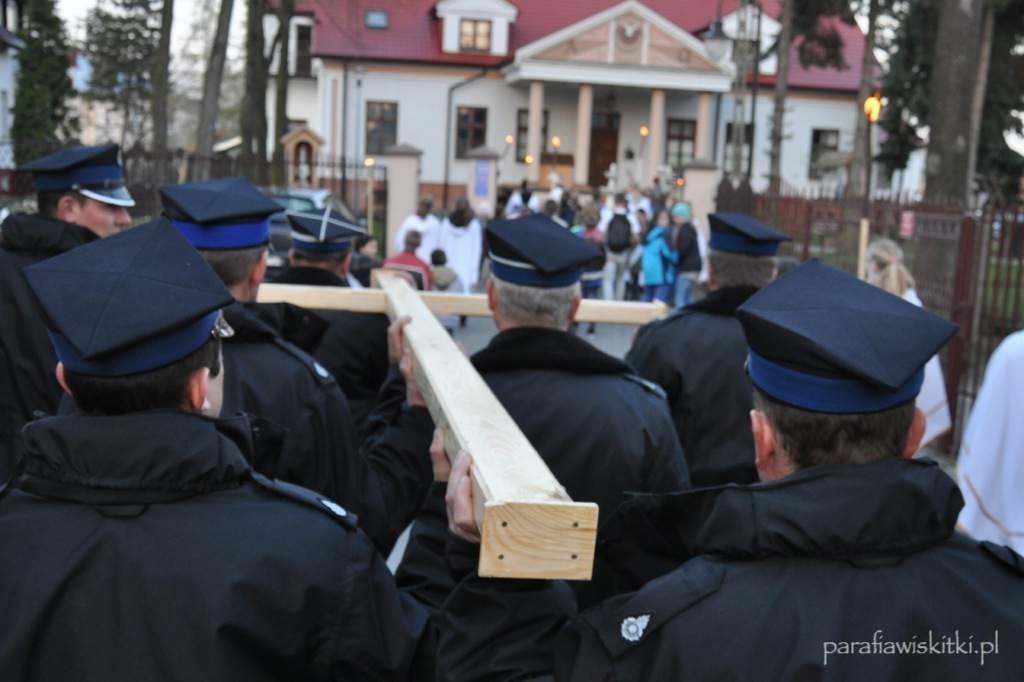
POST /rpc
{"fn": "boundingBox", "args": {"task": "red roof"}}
[297,0,865,92]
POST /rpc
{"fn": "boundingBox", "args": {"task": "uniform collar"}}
[472,327,633,376]
[274,266,348,289]
[604,458,962,564]
[682,285,759,317]
[0,213,98,254]
[19,411,253,494]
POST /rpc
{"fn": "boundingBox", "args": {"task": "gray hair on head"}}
[492,277,579,330]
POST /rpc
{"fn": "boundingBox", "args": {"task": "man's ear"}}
[186,367,210,413]
[341,251,353,275]
[486,278,497,311]
[752,409,789,482]
[55,362,72,396]
[901,408,926,459]
[287,249,297,266]
[250,249,269,289]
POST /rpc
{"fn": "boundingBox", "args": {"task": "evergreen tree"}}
[10,0,77,164]
[85,0,159,148]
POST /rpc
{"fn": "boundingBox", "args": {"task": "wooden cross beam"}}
[376,273,598,579]
[258,283,667,325]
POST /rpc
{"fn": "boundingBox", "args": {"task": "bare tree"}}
[240,0,268,183]
[151,0,174,173]
[767,0,795,193]
[195,0,235,175]
[847,0,880,197]
[271,0,293,185]
[924,0,987,203]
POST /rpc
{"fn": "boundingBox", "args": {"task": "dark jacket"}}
[672,222,701,274]
[0,411,434,681]
[220,302,433,555]
[396,327,689,613]
[270,266,391,434]
[438,458,1024,681]
[0,214,97,480]
[627,286,760,487]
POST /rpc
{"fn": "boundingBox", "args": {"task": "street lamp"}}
[862,90,881,218]
[702,18,730,62]
[551,135,561,151]
[639,125,650,138]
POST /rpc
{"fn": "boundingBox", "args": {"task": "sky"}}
[55,0,1023,155]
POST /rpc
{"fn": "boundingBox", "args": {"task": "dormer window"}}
[459,19,492,52]
[437,0,518,56]
[366,10,389,30]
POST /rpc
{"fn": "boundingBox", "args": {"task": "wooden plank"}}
[378,272,599,580]
[258,283,667,325]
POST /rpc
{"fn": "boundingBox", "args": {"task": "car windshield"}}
[271,196,318,212]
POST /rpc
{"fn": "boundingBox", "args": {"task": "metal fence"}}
[721,182,1023,450]
[0,150,389,243]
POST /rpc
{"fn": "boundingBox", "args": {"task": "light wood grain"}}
[378,272,598,580]
[258,283,667,325]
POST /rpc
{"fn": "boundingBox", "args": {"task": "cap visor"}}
[79,186,136,208]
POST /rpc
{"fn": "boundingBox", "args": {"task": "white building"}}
[267,0,884,206]
[0,0,23,169]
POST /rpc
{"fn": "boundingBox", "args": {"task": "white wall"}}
[290,61,924,196]
[0,50,18,145]
[266,77,320,151]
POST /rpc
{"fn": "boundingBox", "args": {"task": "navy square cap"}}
[24,218,233,377]
[287,208,365,253]
[709,212,789,256]
[487,214,601,288]
[20,143,134,207]
[161,177,281,249]
[737,260,957,413]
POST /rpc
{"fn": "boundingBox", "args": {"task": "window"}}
[295,24,312,77]
[459,19,492,52]
[724,122,754,171]
[365,10,389,29]
[515,109,549,162]
[809,128,841,179]
[665,118,697,169]
[366,101,398,154]
[456,107,487,158]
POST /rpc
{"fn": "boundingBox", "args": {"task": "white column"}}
[646,89,666,187]
[527,81,544,184]
[573,84,593,187]
[695,92,713,162]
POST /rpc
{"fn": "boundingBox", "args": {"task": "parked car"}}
[262,188,356,274]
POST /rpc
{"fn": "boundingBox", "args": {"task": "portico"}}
[504,0,732,189]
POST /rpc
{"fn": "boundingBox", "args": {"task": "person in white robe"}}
[437,197,482,294]
[864,239,952,446]
[394,196,441,262]
[956,330,1024,552]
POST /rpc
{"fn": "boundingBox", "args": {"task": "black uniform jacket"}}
[220,302,433,554]
[0,411,434,681]
[0,214,97,479]
[627,286,760,487]
[437,458,1024,681]
[397,327,690,613]
[271,266,390,434]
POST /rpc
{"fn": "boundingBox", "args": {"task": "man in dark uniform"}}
[627,212,788,487]
[0,144,133,479]
[0,220,433,680]
[161,177,433,554]
[396,214,689,613]
[436,261,1024,681]
[272,208,390,434]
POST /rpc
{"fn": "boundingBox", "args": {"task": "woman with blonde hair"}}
[864,238,952,446]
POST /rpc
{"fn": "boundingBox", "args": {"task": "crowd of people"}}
[0,143,1022,680]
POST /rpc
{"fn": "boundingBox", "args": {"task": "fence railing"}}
[0,150,389,242]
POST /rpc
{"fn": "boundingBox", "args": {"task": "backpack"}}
[606,214,632,253]
[674,222,702,273]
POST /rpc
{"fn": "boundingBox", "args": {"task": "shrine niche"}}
[280,127,324,187]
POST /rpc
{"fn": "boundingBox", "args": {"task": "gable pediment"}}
[517,1,725,74]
